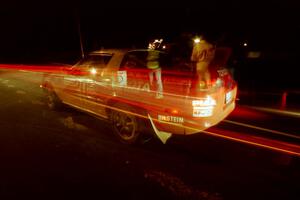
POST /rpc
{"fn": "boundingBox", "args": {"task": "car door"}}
[58,63,88,108]
[117,51,153,102]
[82,53,113,118]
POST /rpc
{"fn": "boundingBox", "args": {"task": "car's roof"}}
[90,49,129,55]
[89,48,162,55]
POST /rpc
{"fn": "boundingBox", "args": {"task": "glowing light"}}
[171,109,178,114]
[162,45,166,49]
[90,68,97,75]
[194,38,200,44]
[243,42,248,47]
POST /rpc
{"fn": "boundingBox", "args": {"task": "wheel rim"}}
[113,112,136,140]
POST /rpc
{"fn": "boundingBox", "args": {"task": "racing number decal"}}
[116,70,150,91]
[117,70,127,86]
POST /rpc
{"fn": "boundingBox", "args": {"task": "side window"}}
[76,54,112,69]
[120,52,147,69]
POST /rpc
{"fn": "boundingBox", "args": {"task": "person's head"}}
[198,32,218,47]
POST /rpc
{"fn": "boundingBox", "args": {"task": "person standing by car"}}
[191,35,216,89]
[147,49,163,98]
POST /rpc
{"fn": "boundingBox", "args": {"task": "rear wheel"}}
[111,103,141,144]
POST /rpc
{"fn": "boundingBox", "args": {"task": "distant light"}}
[90,68,97,75]
[148,43,155,49]
[162,45,166,49]
[194,38,200,44]
[243,42,248,47]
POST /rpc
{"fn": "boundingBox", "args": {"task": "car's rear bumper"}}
[149,86,237,136]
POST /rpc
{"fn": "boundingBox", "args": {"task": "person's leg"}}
[149,70,154,86]
[155,68,163,98]
[204,70,211,88]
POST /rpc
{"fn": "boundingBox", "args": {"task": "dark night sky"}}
[0,0,299,89]
[0,0,299,61]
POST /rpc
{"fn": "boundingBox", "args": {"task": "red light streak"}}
[2,64,300,156]
[224,119,300,140]
[204,127,300,157]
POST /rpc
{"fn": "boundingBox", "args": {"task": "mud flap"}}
[148,114,172,144]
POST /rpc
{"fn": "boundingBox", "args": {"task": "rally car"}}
[41,48,237,144]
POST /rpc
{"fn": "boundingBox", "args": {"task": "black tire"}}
[45,89,62,110]
[110,103,141,144]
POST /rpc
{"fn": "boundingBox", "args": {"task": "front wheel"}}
[45,89,62,110]
[111,104,140,144]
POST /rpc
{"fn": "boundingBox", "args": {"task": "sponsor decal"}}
[158,115,184,123]
[192,96,216,117]
[193,107,213,117]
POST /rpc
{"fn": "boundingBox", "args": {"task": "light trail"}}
[246,106,300,118]
[201,128,300,157]
[2,65,300,156]
[224,119,300,140]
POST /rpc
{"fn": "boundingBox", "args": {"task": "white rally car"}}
[42,48,237,144]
